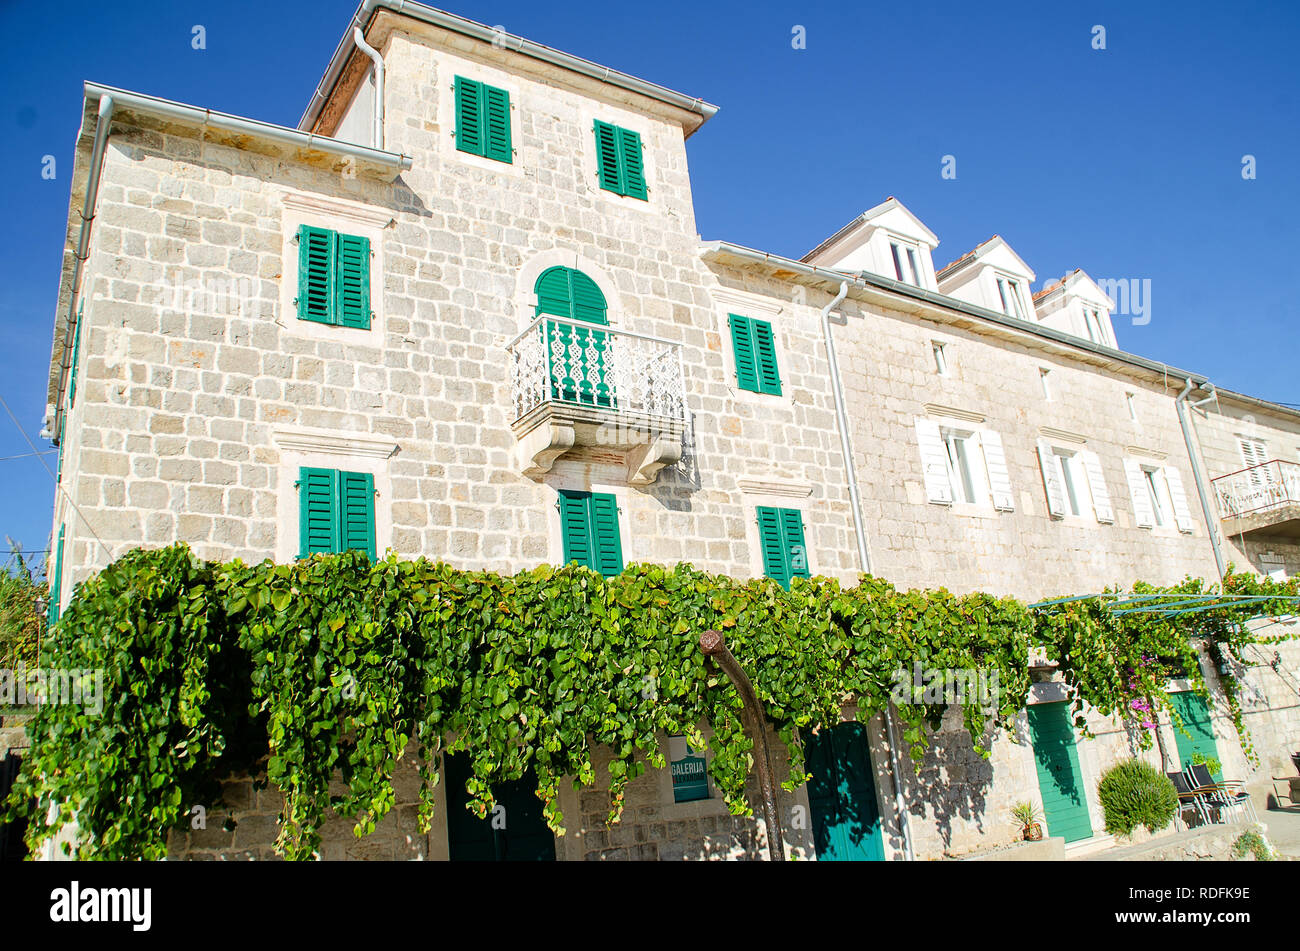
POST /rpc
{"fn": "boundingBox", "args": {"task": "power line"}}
[0,391,115,564]
[0,449,56,462]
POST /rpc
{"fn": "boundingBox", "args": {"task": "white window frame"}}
[994,274,1027,319]
[1039,368,1052,401]
[932,341,948,376]
[1142,465,1172,529]
[1126,392,1139,425]
[941,427,992,508]
[889,239,924,287]
[1052,449,1090,519]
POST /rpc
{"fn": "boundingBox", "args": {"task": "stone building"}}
[39,1,1300,860]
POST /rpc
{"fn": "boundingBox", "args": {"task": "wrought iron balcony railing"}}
[1211,459,1300,520]
[506,314,687,424]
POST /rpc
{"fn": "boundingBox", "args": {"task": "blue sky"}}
[1,0,1297,568]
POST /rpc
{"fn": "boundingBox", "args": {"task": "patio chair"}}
[1168,771,1215,829]
[1187,764,1258,824]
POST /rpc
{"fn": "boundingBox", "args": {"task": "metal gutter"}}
[352,25,386,150]
[298,0,719,136]
[702,240,1216,391]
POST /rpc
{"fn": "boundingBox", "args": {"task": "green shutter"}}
[297,225,336,324]
[757,507,789,587]
[558,490,594,568]
[559,491,623,577]
[455,76,483,156]
[55,438,63,484]
[616,127,647,199]
[335,234,371,329]
[483,84,512,163]
[339,470,376,560]
[594,120,622,193]
[299,467,339,556]
[728,314,760,392]
[68,300,83,408]
[752,319,782,395]
[534,267,608,325]
[780,508,809,581]
[589,493,624,577]
[47,525,64,625]
[569,271,608,325]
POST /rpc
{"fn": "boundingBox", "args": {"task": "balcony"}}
[1211,460,1300,538]
[506,315,687,486]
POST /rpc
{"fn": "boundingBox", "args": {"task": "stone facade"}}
[41,4,1300,860]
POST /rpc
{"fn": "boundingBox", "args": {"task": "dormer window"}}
[890,241,924,287]
[995,276,1027,319]
[1082,306,1107,344]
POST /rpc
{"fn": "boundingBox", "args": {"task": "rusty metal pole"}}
[699,629,785,861]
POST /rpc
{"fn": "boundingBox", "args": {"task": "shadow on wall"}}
[897,720,1004,852]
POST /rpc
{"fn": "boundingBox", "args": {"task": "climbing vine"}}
[5,544,1296,860]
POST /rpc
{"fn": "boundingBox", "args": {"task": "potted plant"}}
[1011,801,1043,841]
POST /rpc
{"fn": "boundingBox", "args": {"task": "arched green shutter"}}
[570,271,608,325]
[534,268,608,325]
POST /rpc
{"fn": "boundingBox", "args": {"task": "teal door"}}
[1027,703,1093,843]
[444,754,556,861]
[1169,691,1221,779]
[805,722,885,861]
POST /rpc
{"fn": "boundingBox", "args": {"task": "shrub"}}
[1098,759,1178,836]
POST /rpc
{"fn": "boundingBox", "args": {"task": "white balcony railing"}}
[1211,459,1300,519]
[506,314,687,423]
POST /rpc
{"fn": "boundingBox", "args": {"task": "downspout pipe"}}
[52,94,115,442]
[819,282,915,862]
[352,26,385,150]
[1176,377,1228,579]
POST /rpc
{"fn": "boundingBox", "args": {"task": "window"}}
[727,314,781,395]
[298,467,376,559]
[454,76,512,163]
[756,506,809,588]
[995,276,1026,319]
[1237,439,1268,483]
[1124,459,1193,531]
[47,525,64,625]
[558,490,624,577]
[943,430,980,504]
[1037,443,1113,523]
[296,225,371,328]
[890,241,923,286]
[1039,368,1052,401]
[1126,393,1138,424]
[68,300,83,409]
[593,120,647,199]
[932,342,948,376]
[915,419,1014,510]
[1143,467,1170,527]
[536,268,612,408]
[1083,307,1106,344]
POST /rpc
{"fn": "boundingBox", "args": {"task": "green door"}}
[1027,703,1093,843]
[444,754,556,861]
[1169,691,1221,779]
[805,721,885,861]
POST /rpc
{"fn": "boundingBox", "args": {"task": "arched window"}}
[534,267,608,325]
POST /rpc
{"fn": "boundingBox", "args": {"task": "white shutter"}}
[1165,466,1196,533]
[1036,441,1066,518]
[1081,451,1114,524]
[915,418,953,504]
[980,431,1015,511]
[1124,458,1155,528]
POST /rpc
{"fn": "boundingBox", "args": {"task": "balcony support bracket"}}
[627,433,683,487]
[519,420,576,478]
